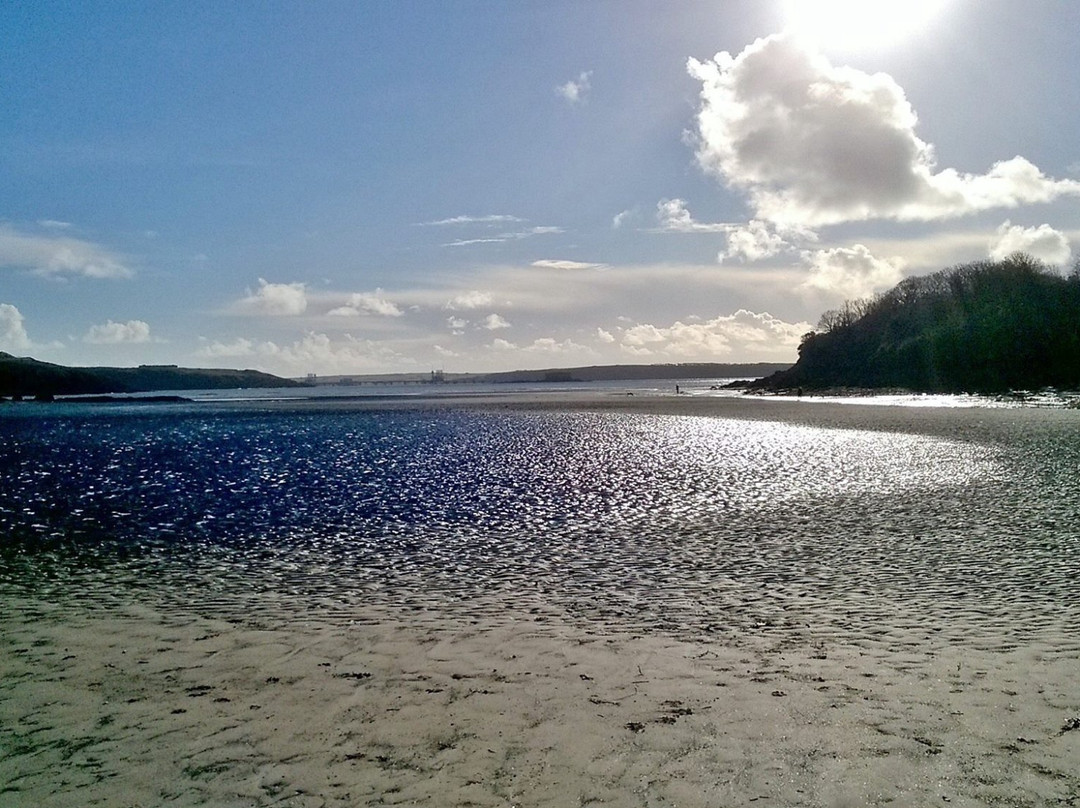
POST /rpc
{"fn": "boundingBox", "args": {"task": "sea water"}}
[2,401,1078,645]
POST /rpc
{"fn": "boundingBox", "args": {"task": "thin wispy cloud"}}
[443,226,564,248]
[443,237,512,248]
[421,214,526,226]
[530,260,605,271]
[0,224,133,279]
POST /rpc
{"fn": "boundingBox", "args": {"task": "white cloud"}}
[523,337,591,355]
[271,332,407,372]
[443,237,507,247]
[688,33,1080,227]
[489,337,592,356]
[196,337,257,358]
[530,259,605,271]
[556,71,592,104]
[434,344,459,358]
[84,319,152,344]
[235,279,308,316]
[800,245,905,299]
[989,221,1072,265]
[327,291,403,317]
[0,224,133,279]
[197,332,408,374]
[481,313,511,330]
[656,198,732,233]
[445,290,494,310]
[446,316,467,333]
[722,219,792,262]
[596,327,615,343]
[620,310,810,360]
[443,225,564,247]
[0,303,32,352]
[612,209,635,229]
[422,214,525,226]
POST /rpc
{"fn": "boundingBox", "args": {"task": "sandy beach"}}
[3,393,1080,807]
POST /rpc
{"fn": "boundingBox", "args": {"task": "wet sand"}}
[3,393,1080,807]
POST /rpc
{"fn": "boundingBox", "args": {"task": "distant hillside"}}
[310,363,792,386]
[751,255,1080,393]
[473,362,792,384]
[0,353,304,398]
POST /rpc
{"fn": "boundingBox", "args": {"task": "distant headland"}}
[0,353,304,400]
[750,254,1080,395]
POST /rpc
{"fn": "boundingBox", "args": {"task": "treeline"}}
[752,254,1080,393]
[0,353,303,398]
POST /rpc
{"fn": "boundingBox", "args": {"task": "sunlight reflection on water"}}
[2,406,1077,644]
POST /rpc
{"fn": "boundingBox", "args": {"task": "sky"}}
[2,0,1080,376]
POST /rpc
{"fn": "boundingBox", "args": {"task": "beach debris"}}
[771,690,787,697]
[914,736,943,755]
[625,721,645,733]
[334,671,372,681]
[588,696,620,706]
[663,700,693,717]
[1060,716,1080,734]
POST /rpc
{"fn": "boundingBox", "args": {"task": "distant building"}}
[305,372,318,383]
[430,369,445,383]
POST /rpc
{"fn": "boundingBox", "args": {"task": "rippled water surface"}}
[3,403,1079,643]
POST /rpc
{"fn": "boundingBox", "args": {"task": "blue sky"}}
[3,1,1079,375]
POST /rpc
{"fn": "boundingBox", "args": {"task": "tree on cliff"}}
[752,254,1080,393]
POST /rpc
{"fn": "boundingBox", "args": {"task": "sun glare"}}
[783,0,948,51]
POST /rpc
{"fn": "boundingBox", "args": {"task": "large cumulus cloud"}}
[688,33,1080,227]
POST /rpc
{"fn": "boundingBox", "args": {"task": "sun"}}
[783,0,948,51]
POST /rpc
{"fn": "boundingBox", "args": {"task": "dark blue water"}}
[3,402,1079,642]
